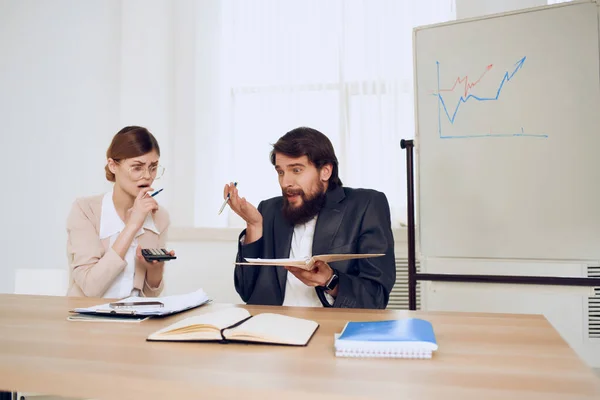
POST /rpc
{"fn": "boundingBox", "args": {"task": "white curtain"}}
[198,0,455,228]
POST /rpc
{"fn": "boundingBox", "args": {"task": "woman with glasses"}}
[66,126,173,297]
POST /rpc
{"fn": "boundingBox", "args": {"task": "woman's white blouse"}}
[98,190,158,298]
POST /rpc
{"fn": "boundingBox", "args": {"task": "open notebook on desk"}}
[334,318,438,359]
[147,307,319,346]
[70,289,210,317]
[236,253,385,271]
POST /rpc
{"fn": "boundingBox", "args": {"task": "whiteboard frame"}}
[411,0,600,264]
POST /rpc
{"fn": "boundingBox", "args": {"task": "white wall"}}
[0,0,190,293]
[456,0,547,19]
[0,0,120,293]
[423,259,598,366]
[0,0,267,304]
[161,238,241,303]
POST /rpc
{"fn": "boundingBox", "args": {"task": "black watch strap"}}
[323,270,339,291]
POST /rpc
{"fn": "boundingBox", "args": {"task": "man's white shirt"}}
[282,216,334,307]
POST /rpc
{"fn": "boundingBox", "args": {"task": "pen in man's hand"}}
[218,182,237,215]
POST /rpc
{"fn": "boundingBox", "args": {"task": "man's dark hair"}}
[269,127,343,190]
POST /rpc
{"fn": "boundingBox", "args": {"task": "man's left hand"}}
[285,261,338,296]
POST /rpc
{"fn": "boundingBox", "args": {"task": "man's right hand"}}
[223,182,263,243]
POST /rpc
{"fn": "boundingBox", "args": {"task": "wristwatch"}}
[322,269,339,291]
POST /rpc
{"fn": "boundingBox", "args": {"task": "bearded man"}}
[224,127,395,309]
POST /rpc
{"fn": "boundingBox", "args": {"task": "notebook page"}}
[225,313,318,345]
[313,254,385,263]
[148,307,250,339]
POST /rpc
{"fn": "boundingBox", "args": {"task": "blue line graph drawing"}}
[434,56,548,139]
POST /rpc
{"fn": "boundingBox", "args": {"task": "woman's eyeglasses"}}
[116,161,165,180]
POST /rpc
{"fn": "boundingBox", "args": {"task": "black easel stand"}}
[400,139,418,310]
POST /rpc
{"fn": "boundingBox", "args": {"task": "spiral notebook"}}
[334,318,438,359]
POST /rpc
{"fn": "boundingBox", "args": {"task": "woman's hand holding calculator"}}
[137,247,176,264]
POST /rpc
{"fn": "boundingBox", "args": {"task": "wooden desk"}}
[0,294,599,400]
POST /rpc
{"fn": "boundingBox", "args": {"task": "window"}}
[194,0,455,228]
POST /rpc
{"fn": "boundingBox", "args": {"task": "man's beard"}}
[281,183,327,225]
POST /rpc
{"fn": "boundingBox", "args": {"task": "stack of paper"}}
[236,253,385,271]
[71,289,210,317]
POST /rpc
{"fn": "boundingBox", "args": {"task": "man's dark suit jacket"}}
[234,186,396,309]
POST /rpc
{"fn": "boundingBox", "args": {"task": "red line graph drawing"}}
[433,64,493,97]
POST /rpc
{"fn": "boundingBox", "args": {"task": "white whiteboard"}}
[414,0,600,261]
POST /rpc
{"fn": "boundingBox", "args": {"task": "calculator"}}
[141,248,177,262]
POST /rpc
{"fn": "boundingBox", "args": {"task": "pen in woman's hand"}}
[144,188,163,198]
[150,188,163,197]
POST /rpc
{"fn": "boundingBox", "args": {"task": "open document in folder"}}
[236,254,385,271]
[70,289,210,317]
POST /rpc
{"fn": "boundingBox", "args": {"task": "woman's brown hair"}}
[105,126,160,182]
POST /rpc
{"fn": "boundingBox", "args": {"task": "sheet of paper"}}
[67,314,150,323]
[236,254,385,270]
[226,313,318,345]
[238,257,311,267]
